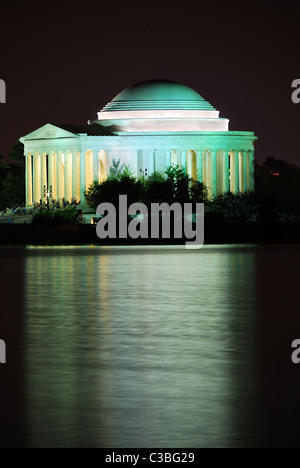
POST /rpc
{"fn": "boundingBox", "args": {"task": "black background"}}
[0,0,300,164]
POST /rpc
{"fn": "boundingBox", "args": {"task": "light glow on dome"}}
[100,80,216,112]
[97,80,227,133]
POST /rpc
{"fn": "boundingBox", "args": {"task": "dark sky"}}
[0,0,300,165]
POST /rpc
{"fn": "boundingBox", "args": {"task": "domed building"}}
[21,80,257,207]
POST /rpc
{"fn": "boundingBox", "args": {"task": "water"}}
[0,244,300,448]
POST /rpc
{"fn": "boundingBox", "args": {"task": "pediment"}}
[22,124,79,141]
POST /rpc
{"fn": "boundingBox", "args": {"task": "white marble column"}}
[80,150,86,203]
[26,153,33,206]
[33,153,42,204]
[181,150,187,172]
[191,151,197,182]
[38,153,43,203]
[99,150,108,182]
[186,150,193,179]
[170,150,178,167]
[223,150,230,193]
[85,151,94,189]
[32,153,36,204]
[196,150,203,183]
[238,151,245,193]
[166,150,172,168]
[229,151,233,193]
[153,151,157,173]
[42,152,47,195]
[65,150,72,202]
[76,152,81,200]
[230,150,240,193]
[248,150,255,191]
[242,151,248,192]
[49,152,56,200]
[216,150,223,195]
[57,151,65,203]
[202,151,207,187]
[72,152,79,201]
[238,152,243,192]
[205,150,210,191]
[149,151,155,175]
[210,150,217,198]
[239,151,244,193]
[93,149,99,181]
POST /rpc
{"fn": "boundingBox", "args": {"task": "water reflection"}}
[24,246,259,448]
[256,244,300,448]
[0,248,26,448]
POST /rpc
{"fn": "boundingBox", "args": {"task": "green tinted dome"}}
[101,80,216,111]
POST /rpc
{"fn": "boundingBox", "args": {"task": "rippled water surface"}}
[1,244,300,447]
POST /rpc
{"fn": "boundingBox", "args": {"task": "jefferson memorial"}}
[20,80,257,207]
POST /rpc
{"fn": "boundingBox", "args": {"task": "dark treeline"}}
[255,157,300,222]
[0,142,25,211]
[85,163,207,210]
[85,157,300,225]
[1,145,300,226]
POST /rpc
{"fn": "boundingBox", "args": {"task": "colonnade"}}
[184,148,255,198]
[25,149,108,206]
[141,148,255,199]
[25,147,254,206]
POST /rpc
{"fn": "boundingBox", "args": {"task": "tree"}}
[85,175,142,211]
[0,154,6,168]
[146,171,166,184]
[165,165,191,203]
[255,157,300,221]
[0,141,25,210]
[32,206,80,225]
[190,180,208,204]
[108,159,134,180]
[210,191,259,223]
[8,141,25,167]
[0,168,25,210]
[165,165,207,204]
[85,163,208,212]
[145,179,173,205]
[0,154,9,199]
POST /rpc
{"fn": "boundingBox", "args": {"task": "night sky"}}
[1,0,300,165]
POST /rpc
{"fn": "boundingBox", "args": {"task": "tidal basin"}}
[1,244,300,448]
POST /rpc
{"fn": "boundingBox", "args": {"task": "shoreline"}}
[0,222,299,246]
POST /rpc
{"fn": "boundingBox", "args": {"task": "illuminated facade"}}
[20,80,257,207]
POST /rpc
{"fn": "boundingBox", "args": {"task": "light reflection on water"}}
[23,245,259,448]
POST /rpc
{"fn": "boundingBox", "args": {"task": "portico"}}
[21,124,112,206]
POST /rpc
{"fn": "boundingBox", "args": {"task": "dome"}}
[97,79,228,132]
[101,80,216,112]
